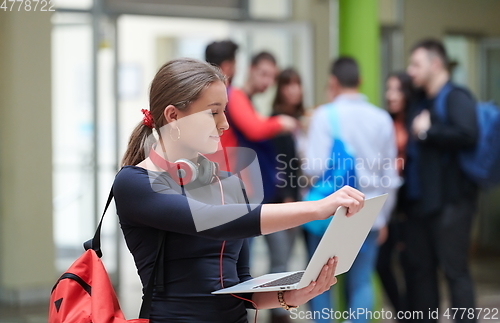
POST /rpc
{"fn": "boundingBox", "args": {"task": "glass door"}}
[52,12,95,273]
[52,10,119,283]
[481,39,500,103]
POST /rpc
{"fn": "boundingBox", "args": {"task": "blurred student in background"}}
[405,39,478,323]
[205,43,297,202]
[376,72,415,321]
[303,57,399,323]
[272,68,306,206]
[205,40,238,87]
[385,72,414,177]
[267,68,307,323]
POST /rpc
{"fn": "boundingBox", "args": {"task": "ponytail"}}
[121,122,154,166]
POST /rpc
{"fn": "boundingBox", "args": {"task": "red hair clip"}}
[141,109,154,129]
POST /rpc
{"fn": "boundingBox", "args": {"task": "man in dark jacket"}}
[404,39,478,323]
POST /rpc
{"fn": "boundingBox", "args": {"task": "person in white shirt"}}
[302,57,399,323]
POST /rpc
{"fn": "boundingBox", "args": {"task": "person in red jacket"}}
[205,43,297,151]
[222,52,297,152]
[205,44,296,201]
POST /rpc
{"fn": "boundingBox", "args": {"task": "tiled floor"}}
[2,235,499,323]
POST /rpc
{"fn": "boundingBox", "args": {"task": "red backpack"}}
[49,189,164,323]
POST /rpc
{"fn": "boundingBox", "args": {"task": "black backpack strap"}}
[83,186,166,319]
[83,187,114,258]
[139,231,166,319]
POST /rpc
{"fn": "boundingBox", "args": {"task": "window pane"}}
[249,0,290,19]
[444,35,479,97]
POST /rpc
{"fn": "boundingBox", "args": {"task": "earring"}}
[169,125,181,141]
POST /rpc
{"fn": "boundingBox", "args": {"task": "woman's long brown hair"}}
[121,58,225,166]
[272,68,304,118]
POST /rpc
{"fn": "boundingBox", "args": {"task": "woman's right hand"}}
[316,186,365,220]
[283,257,339,307]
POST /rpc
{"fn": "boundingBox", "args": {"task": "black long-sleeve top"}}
[113,166,263,322]
[405,85,478,217]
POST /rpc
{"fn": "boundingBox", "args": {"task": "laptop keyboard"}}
[253,271,305,289]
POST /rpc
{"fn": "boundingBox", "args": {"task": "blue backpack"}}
[434,83,500,188]
[302,104,357,236]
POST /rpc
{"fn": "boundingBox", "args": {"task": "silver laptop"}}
[212,194,388,294]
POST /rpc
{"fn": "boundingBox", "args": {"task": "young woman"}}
[266,68,307,323]
[114,58,365,323]
[385,72,414,176]
[376,71,415,320]
[271,67,309,181]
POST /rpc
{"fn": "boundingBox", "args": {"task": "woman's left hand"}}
[283,257,338,307]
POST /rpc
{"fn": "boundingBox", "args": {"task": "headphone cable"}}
[214,175,259,323]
